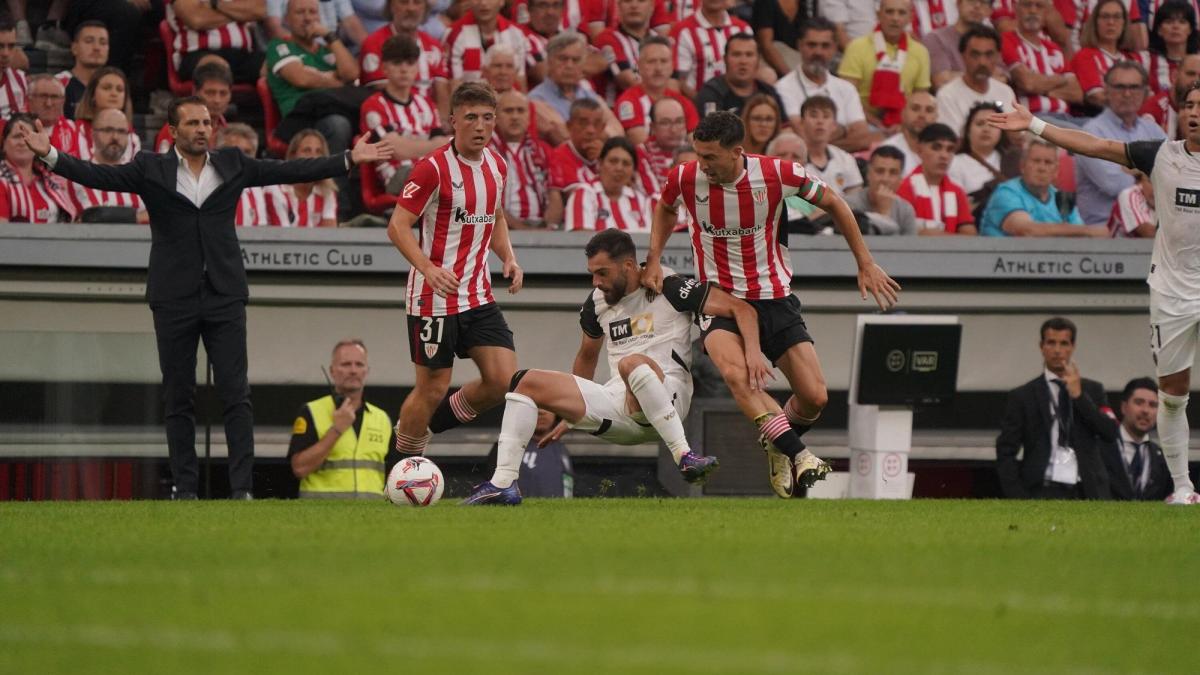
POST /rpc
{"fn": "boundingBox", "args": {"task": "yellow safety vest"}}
[299,395,393,499]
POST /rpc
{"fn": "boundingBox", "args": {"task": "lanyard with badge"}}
[1047,379,1078,483]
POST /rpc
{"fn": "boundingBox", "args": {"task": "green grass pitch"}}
[1,498,1196,674]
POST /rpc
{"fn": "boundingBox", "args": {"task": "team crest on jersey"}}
[424,343,439,359]
[402,181,420,200]
[697,314,713,331]
[753,189,766,203]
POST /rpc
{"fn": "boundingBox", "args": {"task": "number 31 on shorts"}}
[420,317,445,344]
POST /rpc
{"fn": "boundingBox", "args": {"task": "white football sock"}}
[628,364,690,463]
[492,392,537,488]
[1157,391,1194,494]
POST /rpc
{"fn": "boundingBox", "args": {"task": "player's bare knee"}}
[617,355,661,380]
[808,387,829,413]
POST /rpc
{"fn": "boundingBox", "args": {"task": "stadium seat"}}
[360,162,395,215]
[1058,150,1076,194]
[257,77,290,158]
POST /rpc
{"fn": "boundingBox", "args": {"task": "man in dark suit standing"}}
[1101,378,1173,501]
[12,98,391,500]
[996,317,1117,499]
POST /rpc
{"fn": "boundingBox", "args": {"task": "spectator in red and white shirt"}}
[636,96,690,199]
[615,35,699,145]
[166,0,267,83]
[565,137,653,231]
[359,0,450,122]
[155,62,232,153]
[490,89,553,228]
[1142,0,1199,96]
[25,75,76,154]
[0,113,74,223]
[670,0,752,100]
[72,67,141,164]
[1107,170,1156,237]
[590,0,655,101]
[897,123,977,235]
[54,21,107,122]
[1002,0,1085,128]
[444,0,536,91]
[517,0,563,86]
[279,129,339,227]
[545,97,606,226]
[1140,52,1200,138]
[911,0,959,40]
[0,20,26,122]
[360,35,448,194]
[69,108,147,223]
[216,123,292,226]
[1071,0,1140,109]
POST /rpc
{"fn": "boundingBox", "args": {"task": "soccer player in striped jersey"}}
[643,110,902,498]
[387,82,525,460]
[989,92,1200,504]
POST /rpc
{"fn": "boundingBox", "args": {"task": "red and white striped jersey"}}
[510,0,597,29]
[1107,184,1155,237]
[155,115,227,153]
[0,161,75,223]
[69,177,144,216]
[73,119,142,164]
[592,26,642,102]
[564,182,652,231]
[395,143,508,316]
[549,141,598,192]
[360,90,441,185]
[359,26,447,97]
[911,0,957,38]
[166,1,256,71]
[896,168,974,233]
[47,116,78,153]
[0,67,26,119]
[661,155,828,300]
[670,12,751,94]
[1140,90,1179,139]
[489,132,552,222]
[277,184,337,227]
[53,70,71,92]
[614,86,701,133]
[443,13,533,83]
[235,185,291,226]
[668,0,698,22]
[637,138,675,200]
[1001,31,1070,115]
[1137,51,1177,97]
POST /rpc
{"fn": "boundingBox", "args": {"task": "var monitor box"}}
[855,323,962,406]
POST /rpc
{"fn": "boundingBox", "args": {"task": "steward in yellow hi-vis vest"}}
[288,339,396,498]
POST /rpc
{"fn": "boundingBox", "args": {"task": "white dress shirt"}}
[42,145,224,208]
[1043,368,1079,485]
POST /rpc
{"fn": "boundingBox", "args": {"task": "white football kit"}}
[574,272,711,444]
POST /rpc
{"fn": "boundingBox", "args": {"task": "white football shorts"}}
[569,374,691,445]
[1149,288,1200,377]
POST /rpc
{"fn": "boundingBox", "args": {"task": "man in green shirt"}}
[266,0,360,153]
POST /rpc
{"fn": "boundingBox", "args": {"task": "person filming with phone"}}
[995,317,1118,500]
[288,339,398,499]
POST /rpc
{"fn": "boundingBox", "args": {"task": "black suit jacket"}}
[995,375,1117,499]
[49,147,350,305]
[1099,436,1172,501]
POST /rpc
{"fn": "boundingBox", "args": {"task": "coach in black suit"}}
[13,97,391,499]
[1100,378,1173,501]
[996,317,1117,500]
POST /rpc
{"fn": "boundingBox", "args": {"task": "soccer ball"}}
[386,456,445,507]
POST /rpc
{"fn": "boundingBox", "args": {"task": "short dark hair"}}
[0,18,14,34]
[958,24,1001,53]
[1040,317,1077,343]
[1151,0,1200,54]
[73,20,108,41]
[724,33,757,57]
[869,144,906,168]
[450,81,498,111]
[1103,59,1148,88]
[192,61,233,89]
[918,122,958,145]
[568,96,604,120]
[585,228,637,261]
[800,95,837,118]
[382,34,421,64]
[600,136,638,172]
[640,34,671,52]
[1121,377,1158,402]
[799,16,836,41]
[168,95,207,127]
[693,111,745,148]
[1184,79,1200,107]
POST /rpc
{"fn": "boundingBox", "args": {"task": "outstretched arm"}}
[247,135,392,187]
[14,120,143,193]
[988,102,1130,166]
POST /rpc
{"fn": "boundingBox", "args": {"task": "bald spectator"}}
[798,96,863,196]
[167,0,267,83]
[838,0,932,131]
[776,18,876,152]
[54,21,106,122]
[529,31,622,136]
[671,0,752,100]
[695,34,786,118]
[881,90,938,176]
[846,145,920,235]
[935,25,1015,136]
[635,96,689,199]
[215,124,290,227]
[545,97,606,227]
[925,0,994,88]
[155,62,233,153]
[358,0,449,122]
[980,139,1105,237]
[25,74,76,153]
[491,89,553,229]
[1001,0,1085,129]
[0,19,26,120]
[614,36,699,145]
[68,108,147,223]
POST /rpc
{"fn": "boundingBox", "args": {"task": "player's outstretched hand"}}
[745,352,775,391]
[858,262,901,310]
[424,265,460,297]
[349,134,394,165]
[537,419,569,448]
[986,102,1033,132]
[12,118,51,158]
[640,258,664,294]
[503,258,523,294]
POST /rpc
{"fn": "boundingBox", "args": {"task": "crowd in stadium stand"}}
[0,0,1189,235]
